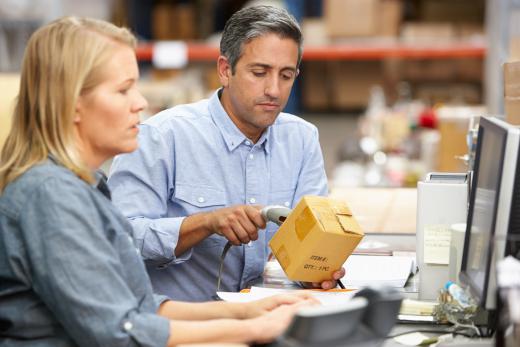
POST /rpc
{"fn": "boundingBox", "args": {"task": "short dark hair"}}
[220,5,302,73]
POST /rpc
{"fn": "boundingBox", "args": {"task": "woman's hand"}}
[241,291,319,319]
[246,297,318,344]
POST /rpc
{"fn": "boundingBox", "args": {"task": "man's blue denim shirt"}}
[108,89,328,302]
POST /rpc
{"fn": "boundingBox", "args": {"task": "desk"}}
[383,324,493,347]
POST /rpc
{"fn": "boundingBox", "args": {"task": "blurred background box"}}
[504,61,520,125]
[301,18,328,45]
[0,74,19,148]
[301,61,331,111]
[325,0,402,39]
[152,2,196,40]
[414,83,481,105]
[509,36,520,62]
[330,61,383,109]
[436,106,484,172]
[402,60,457,81]
[419,0,485,23]
[378,0,403,37]
[401,23,455,44]
[325,0,379,37]
[455,58,483,81]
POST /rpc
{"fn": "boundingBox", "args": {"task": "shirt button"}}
[245,140,251,146]
[123,321,133,331]
[249,154,254,160]
[284,201,290,207]
[249,198,256,204]
[197,197,205,203]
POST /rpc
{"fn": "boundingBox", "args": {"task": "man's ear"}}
[217,55,232,87]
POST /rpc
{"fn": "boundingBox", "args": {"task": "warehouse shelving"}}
[136,40,486,63]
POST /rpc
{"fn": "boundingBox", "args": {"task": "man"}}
[108,5,343,302]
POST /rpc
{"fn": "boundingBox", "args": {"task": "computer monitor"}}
[460,116,520,311]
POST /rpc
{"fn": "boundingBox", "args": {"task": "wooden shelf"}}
[136,40,486,63]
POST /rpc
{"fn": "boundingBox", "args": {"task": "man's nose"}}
[264,75,281,98]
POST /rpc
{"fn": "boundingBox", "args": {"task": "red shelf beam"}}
[136,41,486,63]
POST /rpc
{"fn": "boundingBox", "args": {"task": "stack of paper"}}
[262,255,416,289]
[217,286,357,305]
[343,255,416,288]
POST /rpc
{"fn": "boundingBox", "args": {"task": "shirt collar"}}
[47,154,110,197]
[209,89,271,154]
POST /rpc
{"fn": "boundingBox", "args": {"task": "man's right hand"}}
[208,205,266,245]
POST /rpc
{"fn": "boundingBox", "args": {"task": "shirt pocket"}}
[173,183,228,249]
[173,183,227,214]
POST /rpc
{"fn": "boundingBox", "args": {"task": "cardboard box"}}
[152,3,196,40]
[330,61,383,109]
[504,61,520,125]
[509,37,520,62]
[401,23,455,44]
[325,0,379,37]
[414,83,481,105]
[301,18,328,45]
[420,0,484,23]
[301,62,330,111]
[436,106,484,172]
[0,74,19,150]
[269,196,364,282]
[378,0,403,37]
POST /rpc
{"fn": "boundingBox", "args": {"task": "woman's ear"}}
[74,99,82,123]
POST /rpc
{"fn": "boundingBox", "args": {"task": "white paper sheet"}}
[217,286,357,306]
[343,255,415,288]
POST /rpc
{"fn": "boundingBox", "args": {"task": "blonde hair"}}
[0,17,136,191]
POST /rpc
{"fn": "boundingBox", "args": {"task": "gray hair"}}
[220,5,302,73]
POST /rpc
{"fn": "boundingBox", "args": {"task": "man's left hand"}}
[301,267,346,290]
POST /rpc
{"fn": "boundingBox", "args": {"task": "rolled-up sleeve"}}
[109,124,191,266]
[23,177,170,347]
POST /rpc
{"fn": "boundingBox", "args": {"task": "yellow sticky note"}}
[424,225,452,265]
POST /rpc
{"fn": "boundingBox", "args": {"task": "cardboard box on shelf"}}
[152,3,196,40]
[325,0,403,38]
[387,58,482,83]
[457,24,484,40]
[509,37,520,62]
[152,3,175,40]
[378,0,403,37]
[325,0,379,37]
[402,59,457,81]
[301,18,328,45]
[269,196,364,283]
[504,61,520,125]
[401,23,456,44]
[301,62,331,111]
[330,61,383,109]
[414,83,481,105]
[175,4,197,40]
[0,74,19,149]
[420,0,485,23]
[436,106,484,172]
[455,58,483,81]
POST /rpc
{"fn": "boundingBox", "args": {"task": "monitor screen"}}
[460,117,506,304]
[459,116,520,312]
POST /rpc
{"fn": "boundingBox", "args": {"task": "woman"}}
[0,17,316,346]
